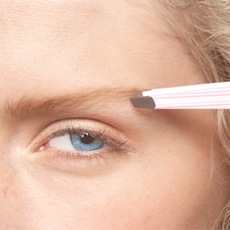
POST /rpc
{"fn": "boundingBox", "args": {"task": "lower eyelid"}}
[28,146,129,176]
[48,146,111,157]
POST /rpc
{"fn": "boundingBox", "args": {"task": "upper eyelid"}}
[26,119,133,153]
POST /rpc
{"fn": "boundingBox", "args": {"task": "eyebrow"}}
[2,88,137,122]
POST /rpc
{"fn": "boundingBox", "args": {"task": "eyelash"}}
[31,120,130,159]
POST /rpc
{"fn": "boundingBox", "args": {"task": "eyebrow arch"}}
[2,88,137,122]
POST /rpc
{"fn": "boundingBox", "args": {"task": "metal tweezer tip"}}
[129,96,156,109]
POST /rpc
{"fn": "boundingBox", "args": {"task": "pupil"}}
[80,132,94,144]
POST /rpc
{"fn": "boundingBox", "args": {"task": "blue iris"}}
[70,132,104,151]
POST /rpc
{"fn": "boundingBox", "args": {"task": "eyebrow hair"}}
[2,88,137,122]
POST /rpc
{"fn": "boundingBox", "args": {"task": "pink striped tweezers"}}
[130,82,230,109]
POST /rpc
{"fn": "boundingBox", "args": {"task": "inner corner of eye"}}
[36,142,49,152]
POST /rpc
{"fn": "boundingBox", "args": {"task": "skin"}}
[0,0,230,229]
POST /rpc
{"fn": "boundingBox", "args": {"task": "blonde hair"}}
[152,1,230,229]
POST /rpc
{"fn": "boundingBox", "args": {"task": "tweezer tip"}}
[129,97,156,109]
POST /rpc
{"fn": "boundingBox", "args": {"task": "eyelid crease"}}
[26,119,133,154]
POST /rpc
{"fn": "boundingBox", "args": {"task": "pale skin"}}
[0,1,230,229]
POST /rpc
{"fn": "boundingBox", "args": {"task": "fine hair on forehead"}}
[146,1,230,229]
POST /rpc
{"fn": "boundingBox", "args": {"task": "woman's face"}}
[0,1,230,229]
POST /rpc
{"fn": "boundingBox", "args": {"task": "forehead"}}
[0,0,201,108]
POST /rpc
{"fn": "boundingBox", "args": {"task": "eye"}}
[31,119,132,158]
[48,132,104,152]
[25,119,136,174]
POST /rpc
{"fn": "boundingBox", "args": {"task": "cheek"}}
[0,150,24,228]
[87,152,215,230]
[71,163,213,230]
[0,156,15,203]
[19,154,213,230]
[0,130,37,229]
